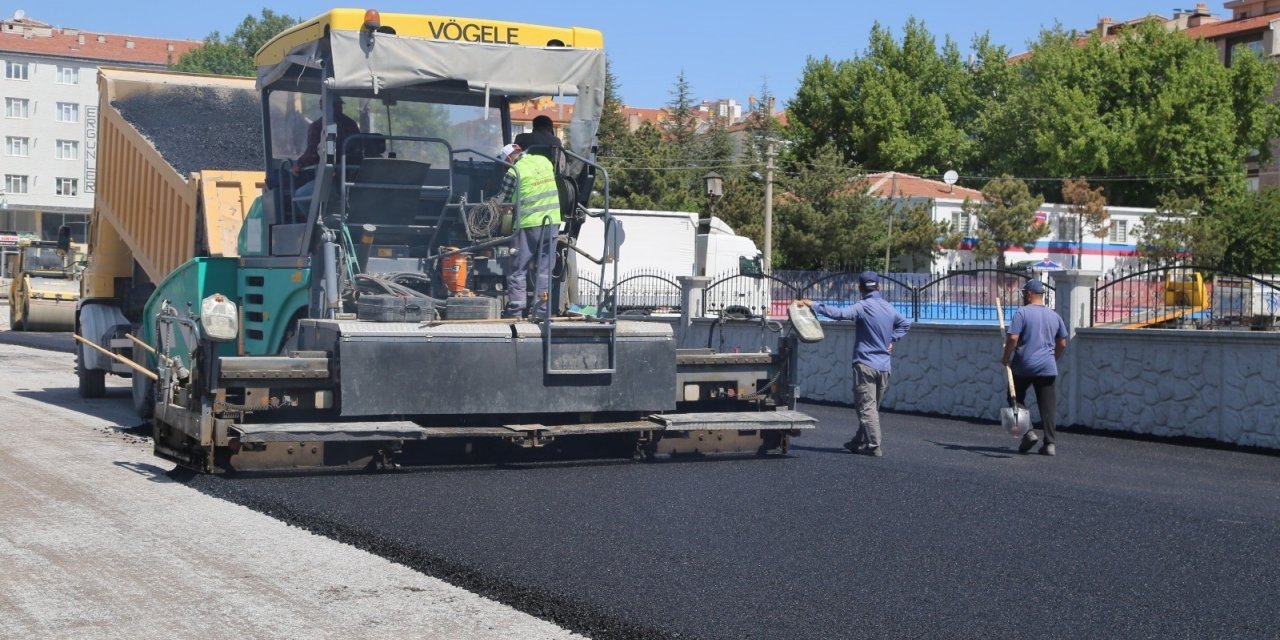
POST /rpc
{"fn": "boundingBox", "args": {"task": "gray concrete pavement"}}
[0,341,584,640]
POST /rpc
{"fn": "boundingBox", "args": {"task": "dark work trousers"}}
[1013,374,1057,444]
[853,362,890,448]
[506,224,555,316]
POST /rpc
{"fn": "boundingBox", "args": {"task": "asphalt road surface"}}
[5,314,1277,639]
[188,404,1280,639]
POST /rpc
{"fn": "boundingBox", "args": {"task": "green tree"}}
[664,69,699,150]
[983,22,1280,206]
[963,176,1043,269]
[1138,194,1225,267]
[773,145,894,269]
[229,9,298,59]
[173,9,299,77]
[788,19,976,175]
[885,200,949,273]
[172,35,254,76]
[1207,188,1280,272]
[596,56,628,159]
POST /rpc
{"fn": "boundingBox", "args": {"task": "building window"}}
[55,139,79,160]
[4,61,28,80]
[55,66,78,85]
[6,136,29,157]
[1056,214,1076,241]
[1109,219,1128,244]
[5,174,29,194]
[5,97,29,118]
[1227,37,1266,66]
[55,177,79,197]
[56,102,79,123]
[951,211,971,236]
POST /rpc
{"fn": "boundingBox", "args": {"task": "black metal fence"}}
[573,265,1048,323]
[1092,265,1280,330]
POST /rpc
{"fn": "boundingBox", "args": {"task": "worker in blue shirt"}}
[800,271,912,457]
[1001,278,1069,456]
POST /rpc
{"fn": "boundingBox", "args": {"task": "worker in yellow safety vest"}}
[493,143,562,318]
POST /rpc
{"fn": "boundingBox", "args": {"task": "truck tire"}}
[131,371,154,419]
[77,342,107,398]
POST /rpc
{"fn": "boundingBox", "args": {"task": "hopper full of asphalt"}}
[113,86,264,176]
[184,405,1280,640]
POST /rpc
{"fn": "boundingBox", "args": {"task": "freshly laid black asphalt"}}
[186,404,1280,640]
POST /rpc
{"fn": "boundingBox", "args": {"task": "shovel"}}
[995,296,1032,437]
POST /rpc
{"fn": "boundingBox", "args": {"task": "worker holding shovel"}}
[1001,279,1069,456]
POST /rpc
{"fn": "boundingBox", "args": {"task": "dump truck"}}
[75,68,263,407]
[86,9,816,473]
[7,237,83,331]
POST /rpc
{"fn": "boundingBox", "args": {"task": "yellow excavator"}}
[7,232,82,332]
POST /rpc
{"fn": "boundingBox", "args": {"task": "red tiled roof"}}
[0,20,199,66]
[510,99,575,125]
[866,172,984,201]
[1182,13,1278,39]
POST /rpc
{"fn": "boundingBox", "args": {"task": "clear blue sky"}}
[27,0,1195,107]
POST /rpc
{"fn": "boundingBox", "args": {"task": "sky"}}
[19,0,1202,108]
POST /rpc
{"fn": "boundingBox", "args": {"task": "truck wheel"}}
[77,342,106,398]
[131,371,154,419]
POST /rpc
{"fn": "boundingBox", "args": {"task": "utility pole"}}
[884,173,897,272]
[763,140,775,274]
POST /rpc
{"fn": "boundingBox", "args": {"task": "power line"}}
[595,157,1256,183]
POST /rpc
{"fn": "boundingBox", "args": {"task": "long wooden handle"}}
[1005,364,1017,399]
[74,334,158,381]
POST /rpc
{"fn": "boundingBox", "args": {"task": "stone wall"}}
[665,317,1280,449]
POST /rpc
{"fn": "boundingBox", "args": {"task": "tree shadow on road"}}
[14,386,132,424]
[925,440,1016,459]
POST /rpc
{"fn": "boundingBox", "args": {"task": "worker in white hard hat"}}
[490,143,561,319]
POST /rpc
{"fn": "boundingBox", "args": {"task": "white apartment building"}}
[0,11,198,246]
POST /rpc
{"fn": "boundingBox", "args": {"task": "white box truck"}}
[575,209,766,316]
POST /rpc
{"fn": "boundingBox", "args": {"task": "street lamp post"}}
[702,171,723,276]
[763,140,775,274]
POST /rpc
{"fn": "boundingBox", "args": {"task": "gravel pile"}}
[113,86,264,176]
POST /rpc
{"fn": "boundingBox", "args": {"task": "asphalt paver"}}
[187,402,1280,640]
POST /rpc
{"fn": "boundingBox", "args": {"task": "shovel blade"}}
[1001,404,1032,437]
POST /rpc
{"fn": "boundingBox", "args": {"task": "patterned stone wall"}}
[667,318,1280,449]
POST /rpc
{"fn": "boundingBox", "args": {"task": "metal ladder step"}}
[543,318,617,375]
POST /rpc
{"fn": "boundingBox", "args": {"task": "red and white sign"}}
[0,233,18,247]
[1034,210,1049,225]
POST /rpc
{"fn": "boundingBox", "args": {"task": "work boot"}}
[857,445,883,457]
[1017,430,1040,454]
[1040,443,1056,457]
[843,439,860,453]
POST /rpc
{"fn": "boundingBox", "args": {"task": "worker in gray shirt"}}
[800,271,912,457]
[1002,278,1069,456]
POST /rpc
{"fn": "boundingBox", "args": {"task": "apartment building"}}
[0,11,197,244]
